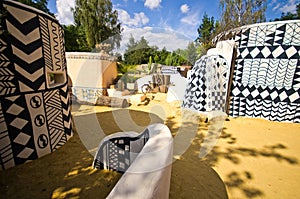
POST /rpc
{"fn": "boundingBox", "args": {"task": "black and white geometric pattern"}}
[228,20,300,122]
[0,0,72,170]
[93,129,150,173]
[182,55,230,114]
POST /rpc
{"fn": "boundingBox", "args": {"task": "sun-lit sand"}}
[1,93,300,199]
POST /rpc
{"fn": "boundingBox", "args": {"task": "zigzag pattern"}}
[284,59,298,87]
[58,25,66,71]
[6,7,45,93]
[60,85,72,136]
[0,103,15,170]
[43,89,65,150]
[285,103,297,121]
[249,60,259,85]
[229,97,298,122]
[266,59,279,86]
[257,59,269,85]
[276,102,288,121]
[275,59,288,87]
[39,16,53,71]
[50,21,63,71]
[231,83,300,103]
[241,60,252,84]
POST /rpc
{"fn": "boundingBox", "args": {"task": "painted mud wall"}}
[0,0,72,170]
[224,20,300,122]
[182,54,230,117]
[66,52,118,103]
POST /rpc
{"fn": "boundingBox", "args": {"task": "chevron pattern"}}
[39,16,53,71]
[240,59,298,88]
[60,85,72,137]
[5,4,46,93]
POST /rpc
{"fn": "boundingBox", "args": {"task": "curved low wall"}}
[0,0,72,170]
[216,20,300,123]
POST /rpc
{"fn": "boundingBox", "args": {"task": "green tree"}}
[219,0,267,31]
[165,53,172,66]
[196,13,215,46]
[15,0,53,15]
[195,13,217,54]
[154,54,159,63]
[186,42,198,65]
[73,0,122,50]
[123,36,157,65]
[148,56,153,72]
[63,25,90,51]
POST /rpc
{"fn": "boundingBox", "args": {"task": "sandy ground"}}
[1,93,300,199]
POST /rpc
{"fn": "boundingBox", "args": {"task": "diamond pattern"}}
[182,55,229,113]
[13,132,31,145]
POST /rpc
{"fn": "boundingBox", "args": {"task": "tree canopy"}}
[219,0,267,31]
[14,0,53,15]
[195,13,217,53]
[73,0,122,51]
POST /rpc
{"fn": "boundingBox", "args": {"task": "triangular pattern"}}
[182,55,229,114]
[274,24,286,45]
[0,36,16,96]
[43,89,65,150]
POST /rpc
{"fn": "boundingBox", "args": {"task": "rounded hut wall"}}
[216,20,300,123]
[0,0,73,170]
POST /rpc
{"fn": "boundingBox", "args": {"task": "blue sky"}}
[48,0,300,52]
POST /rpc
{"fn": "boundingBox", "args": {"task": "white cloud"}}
[279,0,298,13]
[144,0,162,10]
[180,12,200,26]
[180,4,189,13]
[272,3,281,12]
[271,0,298,13]
[56,0,75,25]
[118,9,149,27]
[114,26,192,54]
